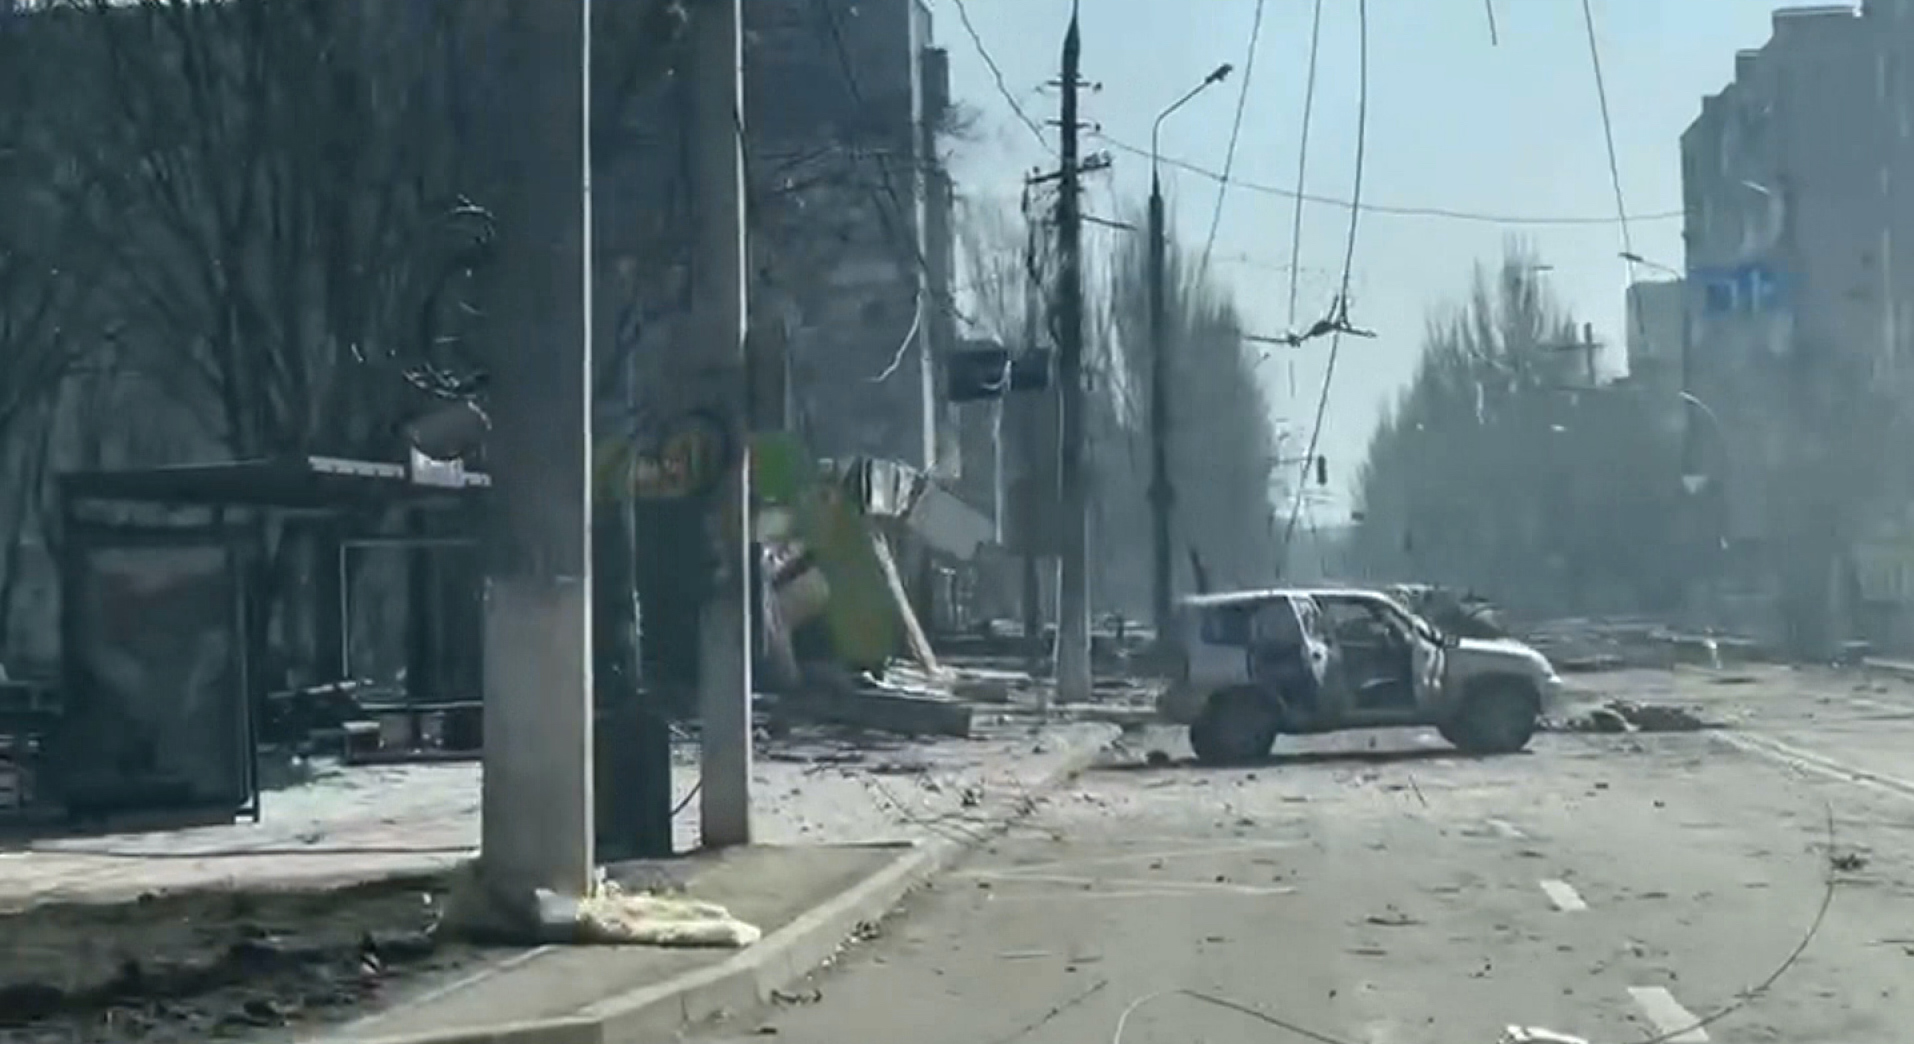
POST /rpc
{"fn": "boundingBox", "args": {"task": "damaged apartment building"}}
[1679,1,1914,654]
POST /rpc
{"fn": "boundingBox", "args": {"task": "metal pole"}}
[1019,234,1045,662]
[1682,390,1729,632]
[479,0,594,901]
[1143,65,1227,640]
[1678,277,1706,627]
[692,0,753,847]
[1053,8,1091,706]
[1146,177,1172,640]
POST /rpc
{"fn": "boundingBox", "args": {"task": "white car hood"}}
[1456,636,1539,658]
[1454,636,1556,675]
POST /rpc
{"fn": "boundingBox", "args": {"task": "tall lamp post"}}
[1621,250,1719,625]
[1147,62,1232,641]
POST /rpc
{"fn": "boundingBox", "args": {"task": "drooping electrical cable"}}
[1094,134,1682,226]
[1280,0,1368,567]
[1580,0,1650,356]
[1281,0,1327,401]
[1195,0,1269,273]
[950,0,1052,152]
[1580,0,1636,261]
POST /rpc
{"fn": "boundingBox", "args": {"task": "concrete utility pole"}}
[1146,174,1170,640]
[1053,7,1091,706]
[1147,64,1231,640]
[480,0,595,901]
[690,0,754,848]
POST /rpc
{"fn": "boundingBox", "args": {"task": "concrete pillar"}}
[691,0,754,848]
[478,0,595,900]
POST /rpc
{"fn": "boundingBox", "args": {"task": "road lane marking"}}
[1359,1019,1411,1043]
[1539,879,1587,911]
[1627,986,1708,1042]
[1845,696,1914,717]
[1486,817,1526,839]
[1715,731,1914,800]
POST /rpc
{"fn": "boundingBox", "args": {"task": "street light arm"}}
[1679,390,1723,435]
[1619,251,1681,279]
[1151,63,1233,178]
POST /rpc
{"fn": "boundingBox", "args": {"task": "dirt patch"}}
[1550,699,1716,734]
[0,873,502,1043]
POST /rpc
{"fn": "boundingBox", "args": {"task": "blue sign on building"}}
[1690,262,1787,316]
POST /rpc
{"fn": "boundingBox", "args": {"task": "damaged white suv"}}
[1156,587,1564,765]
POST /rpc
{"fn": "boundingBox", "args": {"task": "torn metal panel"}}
[904,480,995,562]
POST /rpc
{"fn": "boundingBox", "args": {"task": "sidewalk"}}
[316,719,1120,1044]
[0,715,1119,1044]
[0,717,1110,910]
[331,843,915,1044]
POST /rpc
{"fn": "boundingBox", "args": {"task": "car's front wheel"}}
[1189,689,1278,765]
[1440,678,1539,755]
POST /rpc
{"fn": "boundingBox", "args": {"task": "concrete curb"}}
[1864,657,1914,682]
[331,722,1120,1044]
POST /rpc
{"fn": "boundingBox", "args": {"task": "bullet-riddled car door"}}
[1400,604,1444,707]
[1291,596,1332,692]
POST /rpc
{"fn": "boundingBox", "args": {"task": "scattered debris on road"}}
[1550,699,1715,734]
[1501,1028,1590,1044]
[0,873,473,1043]
[1830,849,1868,873]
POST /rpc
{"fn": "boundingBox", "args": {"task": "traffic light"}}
[1314,455,1328,486]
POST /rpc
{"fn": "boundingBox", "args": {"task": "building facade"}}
[1679,2,1914,652]
[1624,278,1686,437]
[743,0,957,478]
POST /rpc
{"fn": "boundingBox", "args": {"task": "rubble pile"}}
[1552,698,1715,734]
[0,875,456,1040]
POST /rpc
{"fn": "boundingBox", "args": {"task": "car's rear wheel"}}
[1189,689,1278,765]
[1440,678,1538,755]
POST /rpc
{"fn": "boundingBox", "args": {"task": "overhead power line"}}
[1281,0,1328,401]
[1095,134,1682,227]
[1196,0,1269,272]
[1282,0,1369,565]
[1284,0,1326,330]
[949,0,1052,152]
[1580,0,1649,351]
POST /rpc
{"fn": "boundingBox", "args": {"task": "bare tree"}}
[41,0,692,459]
[1097,197,1286,610]
[1350,246,1685,617]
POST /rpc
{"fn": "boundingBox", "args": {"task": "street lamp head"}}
[1154,64,1236,169]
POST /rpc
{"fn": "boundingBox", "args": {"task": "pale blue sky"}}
[938,0,1791,510]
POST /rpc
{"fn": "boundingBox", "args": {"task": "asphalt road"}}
[692,667,1914,1044]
